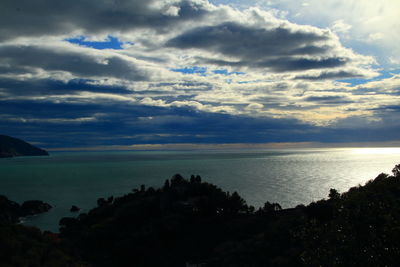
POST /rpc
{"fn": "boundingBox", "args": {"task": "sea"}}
[0,148,399,232]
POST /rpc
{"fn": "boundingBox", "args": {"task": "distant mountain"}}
[0,135,48,158]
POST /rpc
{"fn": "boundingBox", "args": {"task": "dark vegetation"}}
[0,224,88,267]
[0,197,86,266]
[2,164,400,266]
[0,196,52,224]
[70,205,81,212]
[0,135,48,158]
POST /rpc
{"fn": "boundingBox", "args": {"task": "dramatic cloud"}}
[166,19,373,74]
[294,69,368,80]
[253,0,400,67]
[0,0,398,148]
[0,0,214,41]
[0,44,148,81]
[167,23,330,56]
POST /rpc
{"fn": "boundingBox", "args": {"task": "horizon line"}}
[46,141,400,152]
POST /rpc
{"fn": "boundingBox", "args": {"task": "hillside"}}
[58,165,400,266]
[1,164,400,266]
[0,135,48,158]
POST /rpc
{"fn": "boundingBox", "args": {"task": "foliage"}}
[4,163,400,266]
[0,196,52,223]
[59,175,259,266]
[59,166,400,266]
[0,224,89,267]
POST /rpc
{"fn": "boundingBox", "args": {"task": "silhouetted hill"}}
[0,197,86,266]
[0,135,48,158]
[57,164,400,266]
[0,224,89,267]
[0,195,52,223]
[2,164,400,266]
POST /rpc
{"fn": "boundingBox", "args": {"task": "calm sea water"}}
[0,148,399,232]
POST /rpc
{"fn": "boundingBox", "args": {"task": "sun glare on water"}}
[351,147,400,155]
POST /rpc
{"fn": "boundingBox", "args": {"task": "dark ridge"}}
[0,196,52,224]
[0,197,82,266]
[0,224,89,267]
[1,164,400,266]
[0,134,49,158]
[58,165,400,267]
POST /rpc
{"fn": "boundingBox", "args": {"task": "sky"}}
[0,0,399,149]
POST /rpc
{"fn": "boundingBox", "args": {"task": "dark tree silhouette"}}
[171,174,185,186]
[328,188,340,200]
[163,179,170,190]
[195,175,202,183]
[261,201,282,213]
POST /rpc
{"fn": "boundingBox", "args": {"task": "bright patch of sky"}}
[212,69,245,76]
[170,67,245,76]
[210,0,400,86]
[65,35,131,50]
[338,69,400,87]
[170,66,207,75]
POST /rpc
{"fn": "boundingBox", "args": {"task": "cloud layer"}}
[0,0,398,147]
[0,0,214,40]
[166,21,362,73]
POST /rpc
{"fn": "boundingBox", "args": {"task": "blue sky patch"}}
[65,35,129,50]
[338,69,400,87]
[170,66,207,75]
[170,67,245,76]
[212,69,245,75]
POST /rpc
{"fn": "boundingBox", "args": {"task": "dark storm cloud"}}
[295,70,366,80]
[0,45,148,80]
[0,0,392,148]
[167,23,330,58]
[369,105,400,112]
[166,22,352,71]
[304,95,353,104]
[0,98,315,147]
[0,78,132,97]
[0,0,211,41]
[1,98,399,148]
[199,56,348,71]
[257,57,348,71]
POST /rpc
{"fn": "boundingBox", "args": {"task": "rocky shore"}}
[1,164,400,266]
[0,196,52,223]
